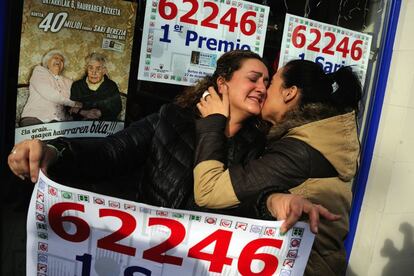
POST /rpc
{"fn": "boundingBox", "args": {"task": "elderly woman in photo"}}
[69,52,121,121]
[20,50,82,127]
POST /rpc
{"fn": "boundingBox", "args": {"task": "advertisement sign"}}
[279,14,372,85]
[27,171,315,276]
[138,0,269,86]
[15,0,137,143]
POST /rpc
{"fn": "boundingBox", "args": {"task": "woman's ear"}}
[216,76,226,94]
[282,85,299,103]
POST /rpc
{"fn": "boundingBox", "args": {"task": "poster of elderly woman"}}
[14,0,137,143]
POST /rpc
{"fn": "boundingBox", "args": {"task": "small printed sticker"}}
[78,194,89,202]
[156,210,168,217]
[93,197,105,205]
[235,222,248,231]
[287,249,298,259]
[283,258,295,268]
[205,217,217,225]
[109,201,120,209]
[190,215,201,222]
[264,227,277,237]
[290,238,301,248]
[48,186,57,196]
[220,219,232,228]
[38,242,48,252]
[250,225,263,234]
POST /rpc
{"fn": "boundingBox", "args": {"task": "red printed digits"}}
[97,209,137,256]
[49,203,285,274]
[291,24,364,61]
[240,11,257,36]
[292,25,306,48]
[238,238,283,276]
[49,202,90,242]
[158,0,178,20]
[188,229,233,272]
[180,0,198,24]
[157,0,257,36]
[142,217,185,265]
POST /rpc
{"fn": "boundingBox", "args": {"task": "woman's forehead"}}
[51,54,64,60]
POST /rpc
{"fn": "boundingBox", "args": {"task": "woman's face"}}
[223,58,269,119]
[47,54,64,75]
[261,67,293,125]
[87,60,106,84]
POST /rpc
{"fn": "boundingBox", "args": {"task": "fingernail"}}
[280,227,286,235]
[18,175,25,181]
[314,226,318,234]
[31,177,37,183]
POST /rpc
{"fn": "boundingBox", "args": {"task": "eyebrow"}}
[249,71,269,81]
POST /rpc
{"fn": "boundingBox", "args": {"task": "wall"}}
[348,1,414,275]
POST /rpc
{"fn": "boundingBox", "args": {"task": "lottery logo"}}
[287,249,298,259]
[172,213,184,219]
[235,222,248,231]
[48,186,57,196]
[36,223,47,231]
[37,232,48,240]
[109,201,120,209]
[156,210,169,217]
[283,259,295,268]
[220,219,232,228]
[37,263,47,273]
[290,238,301,248]
[280,269,291,276]
[140,207,151,214]
[38,242,48,252]
[38,179,46,190]
[61,191,72,200]
[124,204,136,211]
[36,191,44,202]
[36,203,44,212]
[250,225,263,234]
[36,213,46,222]
[93,197,105,205]
[264,227,277,237]
[38,253,48,263]
[205,217,217,225]
[78,194,89,202]
[292,227,304,237]
[190,215,201,222]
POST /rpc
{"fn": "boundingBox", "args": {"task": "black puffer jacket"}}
[49,103,266,210]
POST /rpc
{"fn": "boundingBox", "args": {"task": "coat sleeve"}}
[48,112,159,180]
[194,115,310,209]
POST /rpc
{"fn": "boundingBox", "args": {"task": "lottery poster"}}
[27,171,315,276]
[138,0,269,86]
[14,0,137,143]
[279,13,372,86]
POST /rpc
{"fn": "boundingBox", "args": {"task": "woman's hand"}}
[266,193,341,234]
[7,139,57,183]
[197,86,230,118]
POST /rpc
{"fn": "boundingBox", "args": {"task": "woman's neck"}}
[225,111,246,137]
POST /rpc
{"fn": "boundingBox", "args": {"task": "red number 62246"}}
[291,24,364,61]
[49,202,283,275]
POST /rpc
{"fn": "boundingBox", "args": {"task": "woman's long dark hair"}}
[282,59,362,114]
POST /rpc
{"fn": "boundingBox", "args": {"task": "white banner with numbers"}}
[279,13,372,86]
[138,0,269,86]
[27,171,314,276]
